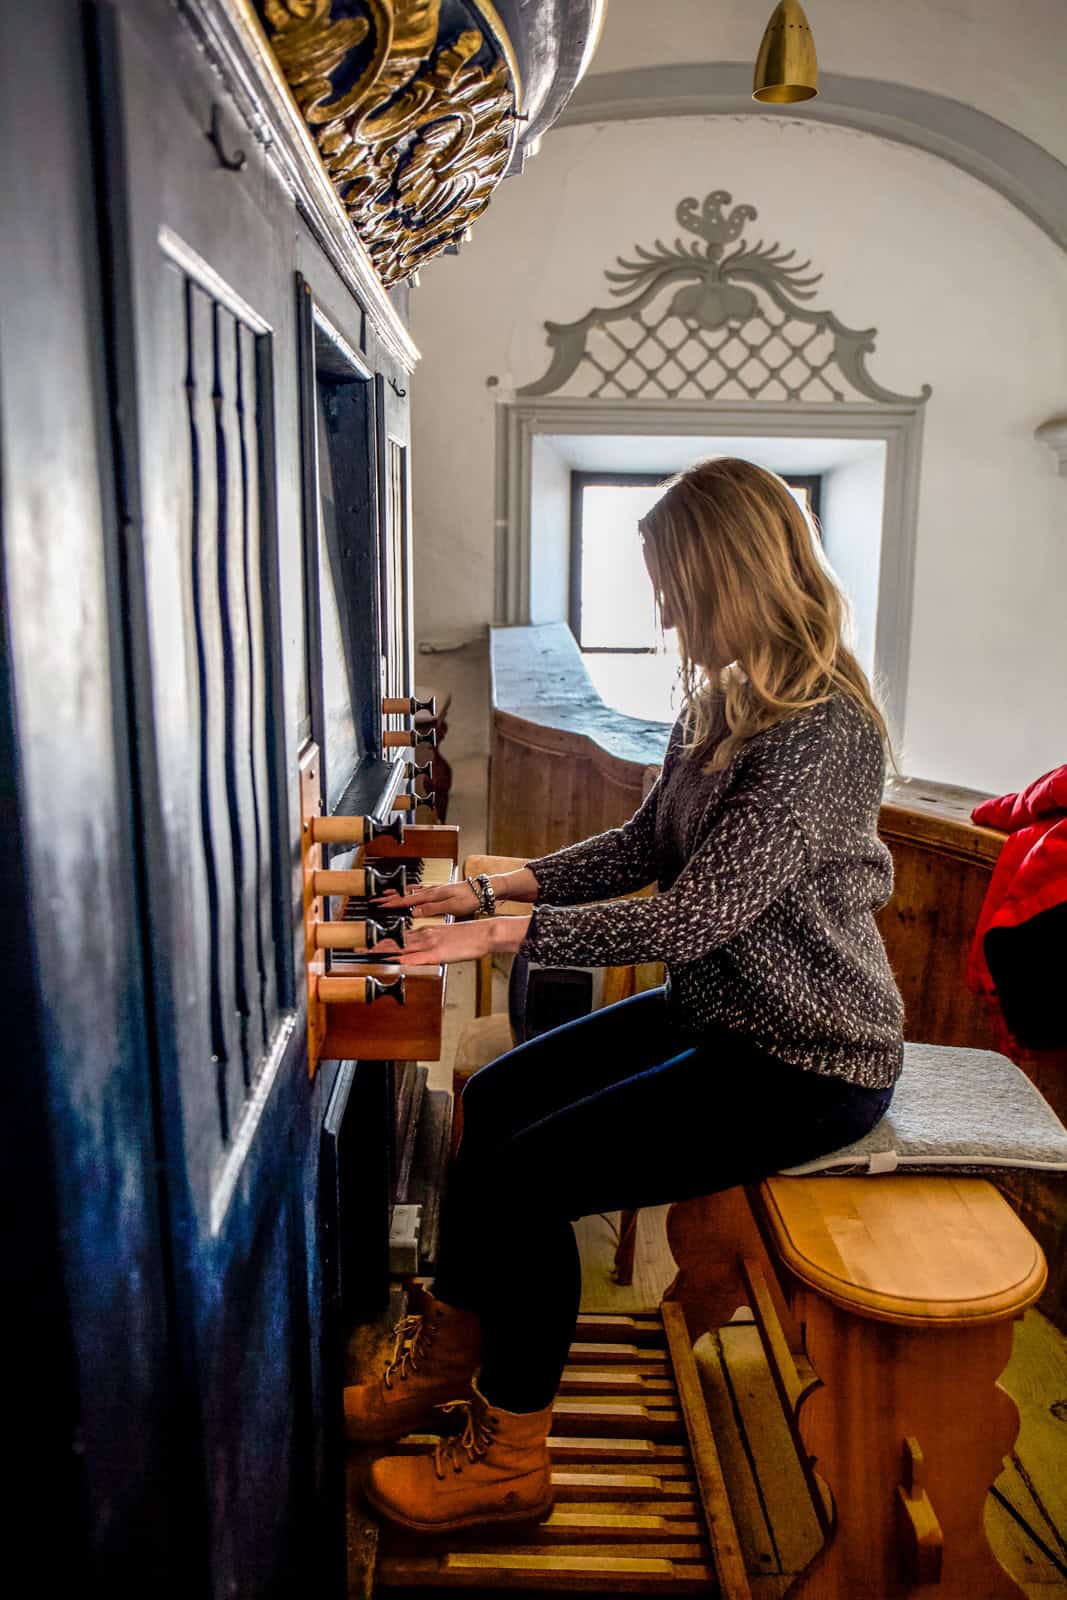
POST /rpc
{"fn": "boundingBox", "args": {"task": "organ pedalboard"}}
[301,737,459,1076]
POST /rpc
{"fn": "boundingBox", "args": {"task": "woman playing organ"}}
[346,456,905,1534]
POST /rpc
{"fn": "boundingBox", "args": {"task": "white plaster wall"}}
[587,0,1067,166]
[529,435,571,622]
[819,447,887,682]
[411,115,1067,794]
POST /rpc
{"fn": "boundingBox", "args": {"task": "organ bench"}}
[665,1175,1046,1598]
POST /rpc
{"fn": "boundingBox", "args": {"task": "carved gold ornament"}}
[262,0,518,285]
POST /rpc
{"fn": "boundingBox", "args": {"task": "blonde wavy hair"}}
[639,457,894,773]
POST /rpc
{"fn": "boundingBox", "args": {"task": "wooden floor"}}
[362,642,1067,1597]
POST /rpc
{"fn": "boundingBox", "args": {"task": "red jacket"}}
[967,765,1067,1049]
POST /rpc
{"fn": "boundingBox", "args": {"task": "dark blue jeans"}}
[433,986,893,1412]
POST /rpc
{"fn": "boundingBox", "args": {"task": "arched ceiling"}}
[557,63,1067,256]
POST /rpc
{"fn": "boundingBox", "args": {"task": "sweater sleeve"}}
[523,731,676,906]
[522,791,809,968]
[521,695,887,970]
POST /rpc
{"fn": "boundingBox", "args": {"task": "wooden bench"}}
[666,1176,1047,1598]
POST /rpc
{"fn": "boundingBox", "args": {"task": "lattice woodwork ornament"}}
[518,190,932,405]
[260,0,518,285]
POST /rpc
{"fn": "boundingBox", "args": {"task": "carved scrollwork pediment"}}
[519,190,932,406]
[257,0,520,285]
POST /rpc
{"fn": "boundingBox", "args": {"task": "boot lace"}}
[382,1313,435,1389]
[432,1401,495,1479]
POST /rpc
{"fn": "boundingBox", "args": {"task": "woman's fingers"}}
[372,882,479,917]
[370,922,493,966]
[371,935,445,964]
[373,887,434,909]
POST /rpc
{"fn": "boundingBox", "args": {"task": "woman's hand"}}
[372,865,539,919]
[373,915,532,966]
[372,880,480,918]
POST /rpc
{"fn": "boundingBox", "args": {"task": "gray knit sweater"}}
[521,692,905,1088]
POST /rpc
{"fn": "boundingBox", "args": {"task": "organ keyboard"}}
[302,743,460,1075]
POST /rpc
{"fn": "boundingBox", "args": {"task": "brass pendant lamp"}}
[753,0,819,103]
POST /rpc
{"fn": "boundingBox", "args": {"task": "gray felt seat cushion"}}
[780,1041,1067,1176]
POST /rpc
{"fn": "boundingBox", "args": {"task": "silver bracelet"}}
[475,872,497,917]
[464,874,483,915]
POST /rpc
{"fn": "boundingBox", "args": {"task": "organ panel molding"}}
[518,188,932,405]
[257,0,521,285]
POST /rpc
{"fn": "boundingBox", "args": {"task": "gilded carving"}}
[262,0,517,284]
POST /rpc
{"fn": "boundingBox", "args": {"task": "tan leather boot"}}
[364,1378,554,1533]
[344,1288,482,1445]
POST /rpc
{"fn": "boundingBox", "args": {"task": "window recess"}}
[569,469,822,652]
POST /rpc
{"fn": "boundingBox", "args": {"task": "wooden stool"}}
[666,1175,1047,1599]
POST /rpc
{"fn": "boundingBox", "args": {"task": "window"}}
[784,475,822,522]
[569,470,823,652]
[569,473,666,651]
[570,468,824,722]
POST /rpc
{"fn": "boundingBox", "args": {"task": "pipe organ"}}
[2,0,605,1592]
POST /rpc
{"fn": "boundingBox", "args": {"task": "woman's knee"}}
[459,1062,512,1143]
[458,1031,552,1138]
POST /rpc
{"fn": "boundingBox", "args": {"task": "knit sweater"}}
[521,692,905,1088]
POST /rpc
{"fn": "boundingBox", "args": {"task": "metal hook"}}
[207,104,247,172]
[389,377,407,398]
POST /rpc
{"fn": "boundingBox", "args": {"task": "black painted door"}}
[1,2,183,1585]
[91,5,326,1592]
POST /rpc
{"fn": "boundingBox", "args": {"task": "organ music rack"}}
[301,741,459,1076]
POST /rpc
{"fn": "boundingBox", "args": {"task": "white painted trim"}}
[176,0,420,372]
[495,396,924,743]
[557,64,1067,257]
[159,225,272,332]
[312,302,373,381]
[210,1010,298,1235]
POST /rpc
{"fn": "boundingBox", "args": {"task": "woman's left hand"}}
[374,915,531,966]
